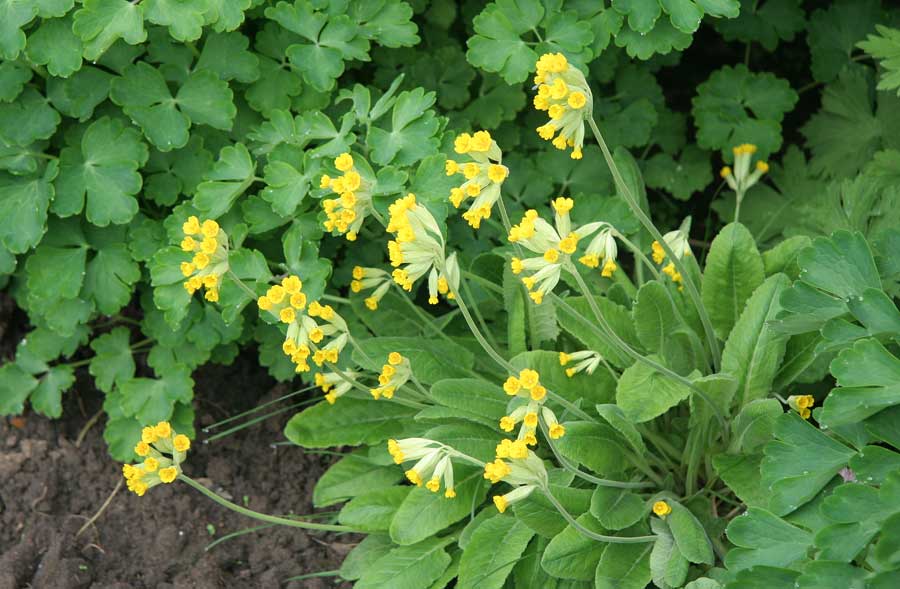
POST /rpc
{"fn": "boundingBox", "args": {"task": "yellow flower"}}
[154,421,172,438]
[183,215,200,235]
[335,152,353,172]
[653,500,672,517]
[493,495,508,513]
[388,352,403,365]
[135,441,150,456]
[201,220,219,238]
[446,130,507,229]
[533,53,591,159]
[173,434,190,452]
[519,369,539,390]
[503,376,521,395]
[144,457,159,472]
[159,467,178,484]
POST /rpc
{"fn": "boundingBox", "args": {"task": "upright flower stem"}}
[587,116,721,371]
[543,487,657,544]
[178,475,358,533]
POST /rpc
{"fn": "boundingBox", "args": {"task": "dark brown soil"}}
[0,346,354,588]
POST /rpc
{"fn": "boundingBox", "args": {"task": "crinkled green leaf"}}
[465,0,543,84]
[0,162,56,254]
[725,507,812,570]
[89,327,136,393]
[144,0,207,42]
[0,363,39,415]
[192,142,255,218]
[807,0,880,84]
[73,0,147,61]
[26,16,83,77]
[716,0,805,51]
[118,365,194,424]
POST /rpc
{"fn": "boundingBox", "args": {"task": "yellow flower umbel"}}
[316,369,361,404]
[499,368,565,443]
[721,143,768,196]
[787,394,815,420]
[483,442,548,513]
[579,224,619,277]
[321,152,375,241]
[508,197,605,304]
[533,52,592,159]
[652,500,672,518]
[371,352,411,400]
[559,350,602,378]
[123,421,191,496]
[446,130,509,229]
[386,193,460,304]
[181,216,229,302]
[388,438,469,499]
[350,266,392,311]
[651,222,692,291]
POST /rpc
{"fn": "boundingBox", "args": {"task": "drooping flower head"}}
[787,394,815,420]
[483,441,548,513]
[321,152,375,241]
[579,224,619,277]
[180,216,229,302]
[389,438,474,499]
[386,193,460,305]
[371,352,411,400]
[508,197,606,304]
[446,130,509,229]
[123,421,191,496]
[350,266,392,311]
[533,53,592,160]
[651,220,692,290]
[559,350,603,378]
[500,368,565,444]
[721,143,768,195]
[316,369,361,404]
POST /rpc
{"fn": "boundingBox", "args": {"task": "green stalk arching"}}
[178,474,358,533]
[542,487,658,544]
[586,116,722,371]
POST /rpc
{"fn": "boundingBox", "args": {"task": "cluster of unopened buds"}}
[720,143,768,195]
[321,152,373,241]
[388,438,459,498]
[446,130,508,229]
[180,216,229,302]
[559,350,602,378]
[787,394,815,420]
[123,421,191,496]
[533,52,592,160]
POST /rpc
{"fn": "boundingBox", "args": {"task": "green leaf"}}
[466,0,543,84]
[614,15,692,60]
[761,413,855,515]
[513,484,591,538]
[721,274,790,407]
[594,542,652,589]
[0,61,31,102]
[26,243,88,300]
[31,365,75,418]
[285,397,417,448]
[0,87,60,147]
[807,0,880,83]
[595,404,647,456]
[73,0,147,61]
[352,337,475,384]
[668,502,714,564]
[457,515,535,589]
[821,338,900,427]
[118,366,194,424]
[650,517,689,588]
[724,507,812,570]
[195,32,260,83]
[558,295,642,369]
[797,561,867,589]
[429,379,507,425]
[349,0,420,48]
[728,398,782,454]
[633,280,679,354]
[715,0,806,52]
[0,0,36,60]
[859,25,900,96]
[692,64,798,157]
[193,143,256,218]
[313,450,402,507]
[616,356,693,423]
[613,0,662,35]
[83,232,141,309]
[46,66,112,121]
[389,467,486,545]
[713,453,767,507]
[54,117,149,226]
[0,363,39,415]
[0,162,57,253]
[355,536,453,589]
[590,486,648,530]
[424,423,500,462]
[340,534,394,581]
[724,566,799,589]
[339,487,411,532]
[542,512,608,580]
[89,327,135,393]
[702,222,766,341]
[26,16,84,77]
[144,0,207,42]
[369,88,441,167]
[643,145,712,201]
[555,421,632,474]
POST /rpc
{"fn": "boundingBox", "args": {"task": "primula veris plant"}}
[4,2,900,588]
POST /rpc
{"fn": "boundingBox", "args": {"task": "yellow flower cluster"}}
[386,193,459,304]
[533,53,592,160]
[579,224,618,277]
[321,152,374,241]
[787,394,815,420]
[370,352,409,400]
[446,130,509,229]
[180,216,229,302]
[389,438,458,498]
[124,421,190,496]
[509,198,607,304]
[721,143,768,194]
[651,227,692,290]
[483,440,548,512]
[653,500,672,517]
[350,266,391,311]
[500,368,565,444]
[258,277,348,374]
[559,350,602,378]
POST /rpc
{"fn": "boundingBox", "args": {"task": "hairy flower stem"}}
[543,487,657,543]
[179,474,358,533]
[226,269,259,301]
[557,271,728,435]
[587,116,721,371]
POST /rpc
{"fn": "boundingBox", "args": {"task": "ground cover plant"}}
[3,0,900,587]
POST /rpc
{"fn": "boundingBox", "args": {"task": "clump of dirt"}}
[0,359,354,589]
